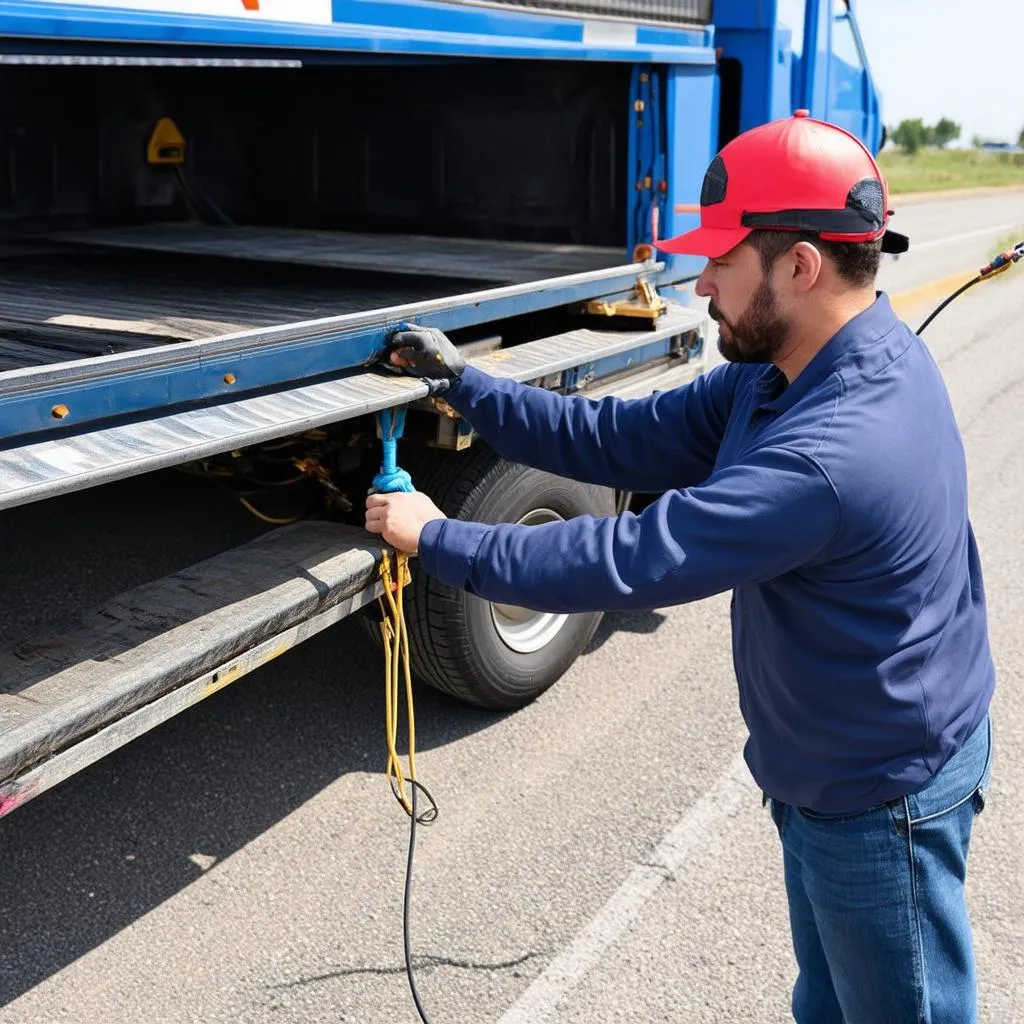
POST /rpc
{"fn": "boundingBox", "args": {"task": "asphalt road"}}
[1,193,1022,1023]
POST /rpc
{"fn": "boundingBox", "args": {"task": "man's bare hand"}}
[365,491,446,555]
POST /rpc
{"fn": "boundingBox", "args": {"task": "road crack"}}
[639,859,676,881]
[272,951,544,990]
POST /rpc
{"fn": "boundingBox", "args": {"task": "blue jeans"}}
[769,716,993,1024]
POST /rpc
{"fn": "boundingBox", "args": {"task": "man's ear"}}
[785,241,823,295]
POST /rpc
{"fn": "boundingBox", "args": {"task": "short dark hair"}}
[745,229,882,287]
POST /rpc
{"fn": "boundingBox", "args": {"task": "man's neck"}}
[774,289,877,383]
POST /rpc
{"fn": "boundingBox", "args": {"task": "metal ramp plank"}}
[0,520,382,805]
[0,305,705,511]
[51,223,625,285]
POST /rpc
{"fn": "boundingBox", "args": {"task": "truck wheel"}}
[406,447,615,710]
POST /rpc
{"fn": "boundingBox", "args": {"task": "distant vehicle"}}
[975,139,1023,153]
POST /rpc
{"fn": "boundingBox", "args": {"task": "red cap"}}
[658,111,909,258]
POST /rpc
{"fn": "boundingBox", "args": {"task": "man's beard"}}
[709,278,790,364]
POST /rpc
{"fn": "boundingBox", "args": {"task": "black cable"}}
[402,780,439,1024]
[916,275,981,335]
[172,163,234,227]
[196,183,235,228]
[916,242,1024,336]
[172,163,207,222]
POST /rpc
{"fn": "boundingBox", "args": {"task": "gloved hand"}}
[384,322,466,395]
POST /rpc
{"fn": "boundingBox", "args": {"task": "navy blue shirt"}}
[419,294,995,813]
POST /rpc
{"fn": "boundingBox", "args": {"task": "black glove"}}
[384,322,466,395]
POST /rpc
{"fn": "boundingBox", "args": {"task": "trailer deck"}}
[0,248,480,371]
[0,226,627,373]
[49,223,624,287]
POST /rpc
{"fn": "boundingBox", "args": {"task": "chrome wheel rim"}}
[490,507,569,654]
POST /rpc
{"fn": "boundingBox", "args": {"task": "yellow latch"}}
[147,117,186,166]
[586,278,667,322]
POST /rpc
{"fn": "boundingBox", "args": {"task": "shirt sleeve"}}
[441,362,739,493]
[418,446,841,612]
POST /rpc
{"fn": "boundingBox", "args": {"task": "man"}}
[365,111,995,1023]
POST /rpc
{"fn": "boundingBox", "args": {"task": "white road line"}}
[497,751,755,1024]
[910,222,1022,252]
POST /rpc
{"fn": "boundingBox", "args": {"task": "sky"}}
[778,0,1023,147]
[855,0,1022,145]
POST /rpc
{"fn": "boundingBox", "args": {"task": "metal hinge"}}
[585,278,667,322]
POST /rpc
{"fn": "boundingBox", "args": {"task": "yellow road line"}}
[889,270,977,319]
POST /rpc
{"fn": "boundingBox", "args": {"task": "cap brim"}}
[655,225,752,258]
[881,229,910,254]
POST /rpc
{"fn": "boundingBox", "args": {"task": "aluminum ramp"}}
[0,304,705,512]
[0,521,383,817]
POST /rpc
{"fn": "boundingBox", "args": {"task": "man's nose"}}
[694,264,714,298]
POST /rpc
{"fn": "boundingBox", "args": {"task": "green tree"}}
[932,118,961,149]
[891,118,928,154]
[1018,126,1024,150]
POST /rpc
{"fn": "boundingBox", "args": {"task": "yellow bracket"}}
[585,278,667,321]
[147,117,186,166]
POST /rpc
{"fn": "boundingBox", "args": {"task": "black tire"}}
[406,447,615,710]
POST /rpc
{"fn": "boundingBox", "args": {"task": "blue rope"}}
[373,408,415,494]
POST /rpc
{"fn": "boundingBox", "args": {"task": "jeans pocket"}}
[905,716,993,826]
[887,798,909,837]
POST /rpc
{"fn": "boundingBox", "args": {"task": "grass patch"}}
[877,148,1024,194]
[993,228,1024,255]
[988,228,1024,284]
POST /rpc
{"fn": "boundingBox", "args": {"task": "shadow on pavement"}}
[586,607,670,653]
[0,471,663,1006]
[0,472,498,1005]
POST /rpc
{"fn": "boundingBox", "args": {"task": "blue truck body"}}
[0,0,886,814]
